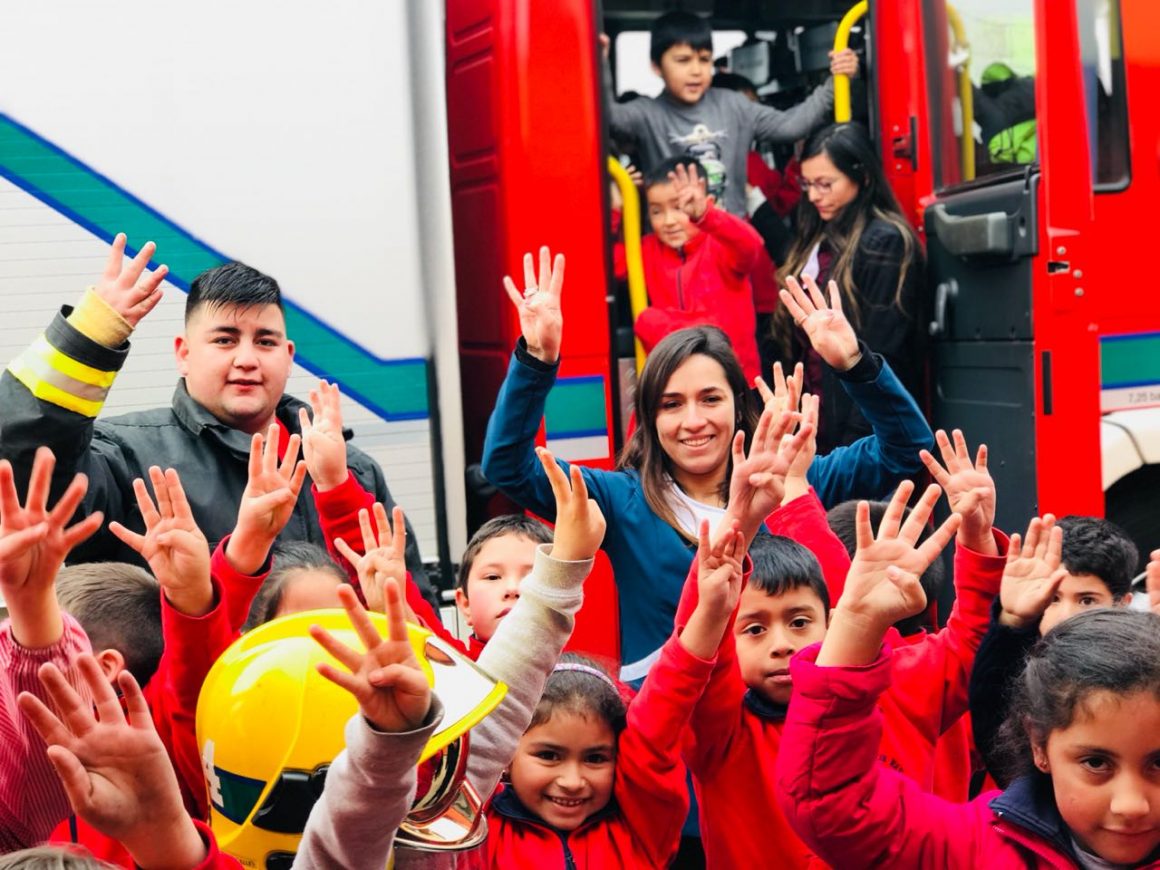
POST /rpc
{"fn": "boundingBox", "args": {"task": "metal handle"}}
[929,278,958,337]
[928,204,1014,257]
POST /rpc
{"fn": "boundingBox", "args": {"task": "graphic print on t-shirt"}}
[670,123,730,202]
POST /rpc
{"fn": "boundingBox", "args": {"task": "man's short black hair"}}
[185,261,282,323]
[748,532,831,616]
[644,155,705,193]
[827,500,946,636]
[56,562,163,686]
[649,11,713,65]
[1058,515,1138,600]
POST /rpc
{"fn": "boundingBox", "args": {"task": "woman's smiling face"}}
[654,353,736,487]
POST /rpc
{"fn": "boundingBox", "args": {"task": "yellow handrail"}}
[607,156,647,373]
[833,1,868,123]
[946,4,975,181]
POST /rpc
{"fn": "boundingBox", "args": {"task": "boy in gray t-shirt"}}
[604,11,858,217]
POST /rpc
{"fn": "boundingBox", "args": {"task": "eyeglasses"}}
[798,177,837,194]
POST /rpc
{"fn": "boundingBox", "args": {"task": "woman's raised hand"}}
[503,246,565,364]
[779,275,862,372]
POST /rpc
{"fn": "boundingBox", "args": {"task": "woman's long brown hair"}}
[617,326,760,541]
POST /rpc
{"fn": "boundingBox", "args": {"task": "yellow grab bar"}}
[833,1,868,123]
[607,156,648,373]
[946,4,975,181]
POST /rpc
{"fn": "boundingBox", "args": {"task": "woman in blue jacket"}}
[482,248,932,682]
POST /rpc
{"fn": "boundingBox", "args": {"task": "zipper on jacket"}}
[557,830,576,870]
[677,248,686,310]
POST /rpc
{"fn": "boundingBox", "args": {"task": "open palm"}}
[503,246,565,363]
[1001,516,1064,625]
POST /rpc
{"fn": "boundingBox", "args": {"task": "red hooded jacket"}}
[632,206,764,383]
[778,646,1159,869]
[670,496,1006,868]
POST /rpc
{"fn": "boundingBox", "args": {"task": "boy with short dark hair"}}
[55,562,163,687]
[630,158,765,382]
[602,10,858,216]
[968,513,1138,785]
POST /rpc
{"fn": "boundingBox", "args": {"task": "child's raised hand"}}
[779,275,862,372]
[754,360,804,421]
[0,448,103,647]
[670,162,711,222]
[724,406,813,543]
[783,393,820,503]
[334,503,410,616]
[697,520,745,621]
[836,481,961,634]
[829,48,860,78]
[225,423,308,575]
[298,380,349,492]
[537,447,606,562]
[998,515,1065,629]
[680,520,746,661]
[503,246,565,364]
[109,467,212,617]
[311,584,431,733]
[920,429,997,555]
[18,656,207,869]
[92,233,168,329]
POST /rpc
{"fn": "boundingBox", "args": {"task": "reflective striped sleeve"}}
[6,307,129,418]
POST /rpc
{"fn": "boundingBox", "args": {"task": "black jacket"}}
[0,307,432,598]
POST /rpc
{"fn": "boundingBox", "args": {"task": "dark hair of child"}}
[826,499,946,635]
[529,653,629,739]
[748,531,831,616]
[642,155,706,193]
[995,608,1160,782]
[1057,515,1139,599]
[649,10,713,65]
[456,515,553,593]
[185,261,282,322]
[243,540,349,631]
[711,72,758,96]
[0,847,114,870]
[55,562,163,686]
[618,326,761,541]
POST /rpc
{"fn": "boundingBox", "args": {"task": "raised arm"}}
[482,248,616,522]
[0,235,168,522]
[671,162,763,277]
[0,449,102,850]
[617,521,745,867]
[464,449,603,799]
[600,35,651,141]
[781,275,933,506]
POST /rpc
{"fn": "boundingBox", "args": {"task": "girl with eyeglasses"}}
[773,122,926,453]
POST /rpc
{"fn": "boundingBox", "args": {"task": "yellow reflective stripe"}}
[8,358,105,417]
[29,334,117,389]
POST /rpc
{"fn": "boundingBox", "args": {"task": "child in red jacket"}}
[777,513,1160,868]
[483,526,747,868]
[632,158,764,383]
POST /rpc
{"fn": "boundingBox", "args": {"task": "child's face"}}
[734,584,828,704]
[1033,689,1160,864]
[800,152,860,222]
[275,569,344,617]
[454,533,537,642]
[646,182,700,250]
[1039,573,1127,637]
[509,710,616,831]
[652,42,713,105]
[654,354,735,487]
